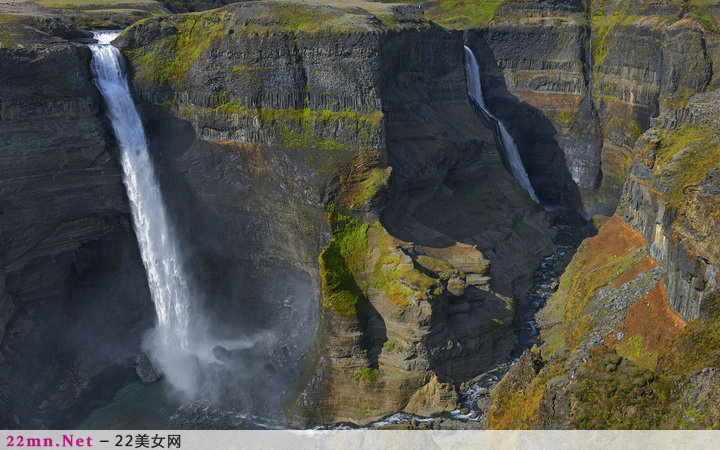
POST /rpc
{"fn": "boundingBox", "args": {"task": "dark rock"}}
[0,10,153,428]
[212,345,231,362]
[136,352,160,383]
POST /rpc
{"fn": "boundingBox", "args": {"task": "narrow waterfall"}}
[463,46,539,203]
[89,31,192,352]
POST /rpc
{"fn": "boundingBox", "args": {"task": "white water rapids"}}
[89,31,193,359]
[464,45,539,203]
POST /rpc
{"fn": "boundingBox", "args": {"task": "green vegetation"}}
[319,204,439,316]
[660,293,720,377]
[318,218,370,318]
[260,107,383,175]
[369,225,438,308]
[561,249,643,350]
[553,111,576,128]
[542,326,565,357]
[655,122,720,208]
[176,101,383,176]
[414,255,456,278]
[352,367,377,382]
[37,0,159,7]
[614,334,658,370]
[694,8,719,32]
[0,19,18,47]
[572,347,672,429]
[351,168,390,209]
[425,0,503,29]
[488,354,565,429]
[487,318,505,334]
[604,116,642,144]
[124,14,228,86]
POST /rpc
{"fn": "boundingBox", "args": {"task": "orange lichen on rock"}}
[605,281,687,369]
[554,214,651,350]
[581,215,648,271]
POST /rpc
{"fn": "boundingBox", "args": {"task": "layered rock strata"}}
[466,0,720,216]
[487,88,720,430]
[116,2,555,425]
[0,5,153,428]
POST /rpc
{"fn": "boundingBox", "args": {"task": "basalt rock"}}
[465,0,720,217]
[488,89,720,429]
[621,89,720,322]
[0,5,153,429]
[136,352,160,383]
[117,2,555,426]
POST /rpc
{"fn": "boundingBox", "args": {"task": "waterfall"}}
[463,46,539,204]
[89,31,192,352]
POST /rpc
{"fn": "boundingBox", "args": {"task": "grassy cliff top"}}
[31,0,169,29]
[0,0,92,46]
[118,0,436,40]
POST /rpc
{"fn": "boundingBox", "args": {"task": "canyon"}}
[1,0,719,430]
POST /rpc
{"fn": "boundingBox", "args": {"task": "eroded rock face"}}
[0,9,153,428]
[466,0,720,216]
[488,89,720,430]
[117,2,555,426]
[622,89,720,322]
[403,374,459,417]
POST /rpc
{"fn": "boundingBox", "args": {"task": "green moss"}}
[488,356,565,429]
[589,0,638,84]
[260,107,383,175]
[614,334,659,370]
[487,318,505,334]
[318,220,370,318]
[694,9,718,32]
[382,339,397,352]
[654,122,720,209]
[604,116,642,143]
[0,15,22,47]
[351,168,390,209]
[414,255,456,278]
[542,326,566,357]
[352,367,377,382]
[553,111,576,128]
[319,213,438,316]
[369,226,438,308]
[124,14,227,86]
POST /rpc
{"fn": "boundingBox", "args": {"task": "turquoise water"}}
[80,381,178,429]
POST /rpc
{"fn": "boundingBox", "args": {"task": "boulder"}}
[136,352,160,383]
[403,374,459,417]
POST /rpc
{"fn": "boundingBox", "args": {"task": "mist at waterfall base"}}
[88,32,310,426]
[463,46,539,204]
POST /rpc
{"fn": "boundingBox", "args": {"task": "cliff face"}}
[487,88,720,429]
[466,0,720,216]
[0,5,153,428]
[622,90,720,321]
[117,2,555,425]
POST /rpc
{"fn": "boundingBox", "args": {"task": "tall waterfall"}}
[463,46,539,203]
[89,31,192,352]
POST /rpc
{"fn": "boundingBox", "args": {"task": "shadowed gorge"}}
[1,0,720,432]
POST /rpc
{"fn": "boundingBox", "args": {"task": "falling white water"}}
[89,31,192,352]
[464,45,539,203]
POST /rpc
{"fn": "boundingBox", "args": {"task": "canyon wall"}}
[488,87,720,430]
[116,2,555,425]
[467,0,720,216]
[0,6,153,428]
